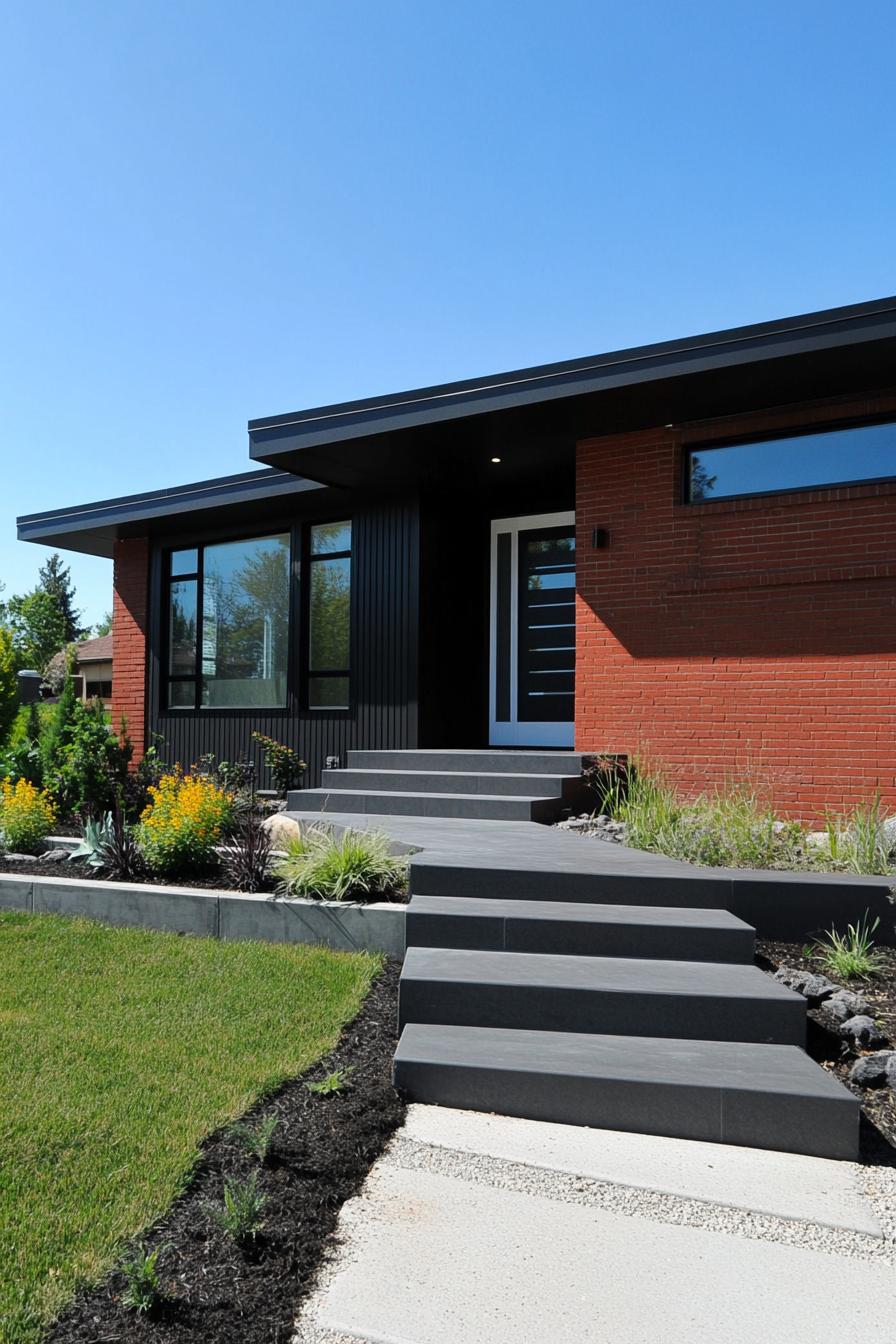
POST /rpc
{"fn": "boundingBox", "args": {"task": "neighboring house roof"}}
[16,294,896,554]
[76,634,113,664]
[46,636,113,683]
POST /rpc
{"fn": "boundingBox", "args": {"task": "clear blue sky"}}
[2,0,894,626]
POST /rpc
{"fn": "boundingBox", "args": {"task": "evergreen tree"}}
[0,628,17,746]
[38,553,88,643]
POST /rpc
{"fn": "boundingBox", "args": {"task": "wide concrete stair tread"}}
[293,788,560,821]
[407,893,755,962]
[394,1023,859,1159]
[399,945,805,1044]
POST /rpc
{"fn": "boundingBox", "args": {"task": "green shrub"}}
[46,699,132,818]
[273,825,408,901]
[120,1243,168,1315]
[0,777,57,852]
[213,1173,266,1243]
[137,771,234,876]
[40,662,78,783]
[814,913,886,980]
[251,731,306,793]
[0,628,17,746]
[229,1114,278,1162]
[306,1067,353,1095]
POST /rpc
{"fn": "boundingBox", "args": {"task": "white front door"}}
[489,512,576,747]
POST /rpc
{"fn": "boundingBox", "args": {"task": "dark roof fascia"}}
[17,468,325,555]
[248,296,896,456]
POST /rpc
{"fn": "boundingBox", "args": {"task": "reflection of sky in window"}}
[691,423,896,500]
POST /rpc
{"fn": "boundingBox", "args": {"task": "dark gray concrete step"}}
[293,789,561,822]
[393,1023,859,1159]
[399,946,805,1045]
[346,749,593,776]
[407,894,756,963]
[320,768,583,798]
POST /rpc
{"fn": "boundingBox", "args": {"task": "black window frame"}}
[301,520,352,712]
[682,416,896,505]
[162,526,297,713]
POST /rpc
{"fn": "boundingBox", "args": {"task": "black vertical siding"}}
[147,496,420,788]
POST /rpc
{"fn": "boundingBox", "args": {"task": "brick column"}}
[111,537,150,764]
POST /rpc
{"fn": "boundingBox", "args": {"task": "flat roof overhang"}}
[17,469,326,558]
[248,296,896,489]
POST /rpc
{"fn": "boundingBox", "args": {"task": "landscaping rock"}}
[888,1055,896,1092]
[823,989,871,1022]
[848,1051,895,1088]
[881,815,896,854]
[838,1015,888,1049]
[261,813,302,847]
[772,967,840,1004]
[42,848,70,863]
[2,853,31,862]
[805,831,832,853]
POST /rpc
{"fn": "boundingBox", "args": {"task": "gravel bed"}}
[383,1136,895,1263]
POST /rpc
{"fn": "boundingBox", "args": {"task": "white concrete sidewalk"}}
[295,1106,896,1344]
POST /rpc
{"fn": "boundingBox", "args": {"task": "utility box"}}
[16,670,42,704]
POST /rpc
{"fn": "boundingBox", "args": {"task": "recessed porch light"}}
[490,456,501,463]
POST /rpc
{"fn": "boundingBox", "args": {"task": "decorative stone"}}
[42,849,70,863]
[805,831,832,852]
[887,1055,896,1092]
[772,967,840,1004]
[1,853,31,862]
[261,813,302,847]
[824,989,871,1022]
[848,1051,895,1088]
[838,1015,888,1048]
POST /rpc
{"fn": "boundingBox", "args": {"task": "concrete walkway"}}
[294,1106,896,1344]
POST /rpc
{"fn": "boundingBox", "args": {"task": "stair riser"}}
[398,981,805,1046]
[320,770,588,800]
[405,910,755,963]
[410,862,727,907]
[346,750,594,775]
[293,792,561,822]
[393,1060,857,1160]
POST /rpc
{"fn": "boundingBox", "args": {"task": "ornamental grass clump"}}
[273,824,408,902]
[137,770,233,876]
[0,777,57,853]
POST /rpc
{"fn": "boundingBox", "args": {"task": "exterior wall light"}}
[490,456,502,463]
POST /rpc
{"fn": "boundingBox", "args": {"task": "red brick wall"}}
[111,537,149,764]
[575,394,896,820]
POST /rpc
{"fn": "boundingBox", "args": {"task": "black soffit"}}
[247,296,896,485]
[16,295,896,555]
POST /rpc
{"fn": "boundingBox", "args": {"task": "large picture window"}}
[306,521,351,709]
[165,532,291,709]
[685,420,896,503]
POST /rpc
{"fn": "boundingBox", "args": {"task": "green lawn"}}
[0,911,381,1343]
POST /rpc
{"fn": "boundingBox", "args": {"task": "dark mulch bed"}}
[47,959,404,1344]
[757,938,896,1159]
[0,854,252,891]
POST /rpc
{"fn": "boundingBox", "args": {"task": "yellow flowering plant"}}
[137,770,234,877]
[0,778,57,854]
